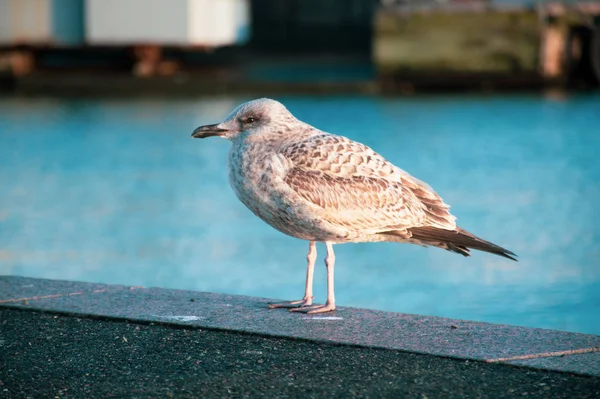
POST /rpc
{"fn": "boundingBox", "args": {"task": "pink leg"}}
[268,241,316,309]
[290,241,336,314]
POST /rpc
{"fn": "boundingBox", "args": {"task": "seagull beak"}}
[191,123,228,139]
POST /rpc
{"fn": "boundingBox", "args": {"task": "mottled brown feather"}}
[283,167,414,231]
[281,134,457,232]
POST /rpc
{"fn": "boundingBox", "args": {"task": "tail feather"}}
[386,226,517,261]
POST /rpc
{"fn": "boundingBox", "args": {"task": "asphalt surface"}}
[3,276,599,377]
[1,308,599,399]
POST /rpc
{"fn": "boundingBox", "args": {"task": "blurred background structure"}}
[0,0,599,93]
[1,1,600,336]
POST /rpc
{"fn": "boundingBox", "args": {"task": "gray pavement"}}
[1,308,599,399]
[1,276,600,398]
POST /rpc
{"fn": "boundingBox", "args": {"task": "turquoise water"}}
[1,93,599,335]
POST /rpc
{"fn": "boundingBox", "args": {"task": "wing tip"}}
[404,226,518,261]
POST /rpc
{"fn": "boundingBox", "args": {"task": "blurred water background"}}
[1,92,599,335]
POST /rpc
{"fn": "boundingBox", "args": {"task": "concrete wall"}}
[85,0,249,46]
[374,10,540,74]
[0,0,84,45]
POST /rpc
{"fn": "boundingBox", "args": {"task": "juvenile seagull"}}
[192,98,516,314]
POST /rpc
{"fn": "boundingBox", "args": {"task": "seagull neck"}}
[231,134,287,150]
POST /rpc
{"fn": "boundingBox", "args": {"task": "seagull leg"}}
[290,241,336,314]
[268,241,316,309]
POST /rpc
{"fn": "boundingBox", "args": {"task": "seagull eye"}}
[245,116,256,123]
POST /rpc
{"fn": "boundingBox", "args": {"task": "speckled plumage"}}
[223,100,455,245]
[192,98,516,313]
[229,131,458,245]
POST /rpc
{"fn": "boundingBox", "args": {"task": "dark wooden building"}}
[249,0,379,54]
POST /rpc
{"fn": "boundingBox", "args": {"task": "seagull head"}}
[191,98,295,141]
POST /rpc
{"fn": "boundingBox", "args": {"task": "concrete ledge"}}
[2,276,600,381]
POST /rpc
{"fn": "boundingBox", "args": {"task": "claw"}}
[289,302,336,314]
[268,297,313,309]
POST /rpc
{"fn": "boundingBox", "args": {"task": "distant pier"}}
[0,0,599,94]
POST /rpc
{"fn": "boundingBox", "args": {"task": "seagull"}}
[191,98,516,314]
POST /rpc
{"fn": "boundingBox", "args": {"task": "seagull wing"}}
[280,133,456,233]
